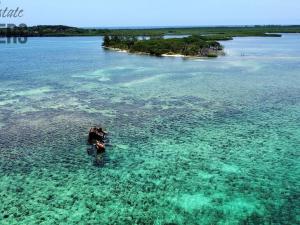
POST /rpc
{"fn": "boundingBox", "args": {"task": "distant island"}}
[1,25,300,37]
[102,35,224,57]
[1,25,300,57]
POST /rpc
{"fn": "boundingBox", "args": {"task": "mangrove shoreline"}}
[102,35,224,57]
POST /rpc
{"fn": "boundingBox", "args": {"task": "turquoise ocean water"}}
[0,34,299,224]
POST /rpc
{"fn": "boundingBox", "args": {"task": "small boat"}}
[88,126,108,152]
[88,127,107,143]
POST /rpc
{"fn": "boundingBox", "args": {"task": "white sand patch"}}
[15,87,51,97]
[173,193,211,211]
[72,69,111,82]
[120,75,163,87]
[221,163,240,173]
[0,99,17,106]
[103,47,128,53]
[162,54,185,58]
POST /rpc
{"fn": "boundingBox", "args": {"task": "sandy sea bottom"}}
[0,35,299,224]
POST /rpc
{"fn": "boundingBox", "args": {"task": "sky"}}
[1,0,300,27]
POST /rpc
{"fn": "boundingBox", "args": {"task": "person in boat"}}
[88,127,108,144]
[97,127,108,137]
[96,141,105,153]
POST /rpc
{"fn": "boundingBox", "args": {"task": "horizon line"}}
[26,24,300,29]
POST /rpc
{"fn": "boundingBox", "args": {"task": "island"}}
[102,35,224,57]
[1,25,300,37]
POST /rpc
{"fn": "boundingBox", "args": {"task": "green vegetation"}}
[1,25,300,37]
[102,35,223,57]
[99,25,295,38]
[0,25,104,37]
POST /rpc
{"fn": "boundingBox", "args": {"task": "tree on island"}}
[102,35,223,57]
[103,35,110,46]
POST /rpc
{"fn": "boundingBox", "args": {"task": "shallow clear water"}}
[0,34,299,224]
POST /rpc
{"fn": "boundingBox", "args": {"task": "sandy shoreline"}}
[103,46,128,53]
[103,46,213,59]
